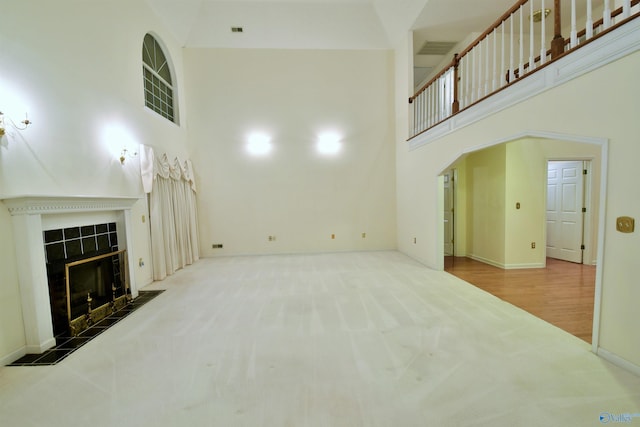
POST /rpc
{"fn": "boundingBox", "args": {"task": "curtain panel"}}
[141,146,199,281]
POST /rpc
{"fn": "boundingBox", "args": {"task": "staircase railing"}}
[409,0,640,140]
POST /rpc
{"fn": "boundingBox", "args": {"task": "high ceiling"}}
[145,0,516,50]
[145,0,517,88]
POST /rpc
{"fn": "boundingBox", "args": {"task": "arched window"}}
[142,33,176,123]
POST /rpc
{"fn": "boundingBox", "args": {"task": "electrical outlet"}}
[531,242,536,249]
[212,244,223,249]
[413,237,417,244]
[331,234,335,239]
[138,258,144,267]
[361,233,366,238]
[268,235,276,241]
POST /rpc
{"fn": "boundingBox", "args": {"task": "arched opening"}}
[438,131,607,348]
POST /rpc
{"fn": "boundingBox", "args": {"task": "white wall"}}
[184,48,397,256]
[396,46,640,368]
[0,0,182,362]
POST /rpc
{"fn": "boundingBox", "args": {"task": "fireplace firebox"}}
[44,223,131,337]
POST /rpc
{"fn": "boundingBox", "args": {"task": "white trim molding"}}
[2,195,139,215]
[597,348,640,377]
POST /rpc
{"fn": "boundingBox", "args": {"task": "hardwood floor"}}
[444,256,596,343]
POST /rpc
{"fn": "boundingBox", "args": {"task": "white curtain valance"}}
[141,145,197,193]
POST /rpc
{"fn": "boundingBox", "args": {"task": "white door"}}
[546,161,584,263]
[443,172,454,256]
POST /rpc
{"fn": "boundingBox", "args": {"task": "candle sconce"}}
[0,111,32,137]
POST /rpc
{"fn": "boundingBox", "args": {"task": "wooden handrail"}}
[458,0,529,58]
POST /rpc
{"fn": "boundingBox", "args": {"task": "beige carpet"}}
[1,251,638,426]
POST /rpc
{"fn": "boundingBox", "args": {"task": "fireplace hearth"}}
[7,290,163,366]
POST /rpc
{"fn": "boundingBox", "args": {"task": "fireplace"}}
[44,222,131,337]
[2,196,140,354]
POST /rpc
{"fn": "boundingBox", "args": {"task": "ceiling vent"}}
[231,27,244,33]
[417,41,457,55]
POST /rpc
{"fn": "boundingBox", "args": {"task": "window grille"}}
[142,34,176,123]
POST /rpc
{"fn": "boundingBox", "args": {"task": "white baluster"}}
[493,28,498,91]
[413,95,420,135]
[435,80,440,122]
[510,14,515,82]
[419,91,427,132]
[425,88,430,129]
[603,0,612,29]
[430,86,434,127]
[466,55,472,106]
[540,0,547,65]
[519,5,524,77]
[436,78,440,122]
[585,0,593,40]
[477,41,483,99]
[624,0,631,18]
[471,47,476,103]
[570,0,578,47]
[411,95,420,135]
[529,0,535,71]
[501,23,506,86]
[464,56,470,107]
[461,57,467,108]
[485,37,489,96]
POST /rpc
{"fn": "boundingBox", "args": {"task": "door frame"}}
[443,169,456,256]
[545,159,595,265]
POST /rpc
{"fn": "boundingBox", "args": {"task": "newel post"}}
[551,0,565,58]
[452,53,460,114]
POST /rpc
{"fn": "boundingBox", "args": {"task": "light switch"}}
[616,216,635,233]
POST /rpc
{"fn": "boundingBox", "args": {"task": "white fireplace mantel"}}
[2,195,141,354]
[2,195,139,215]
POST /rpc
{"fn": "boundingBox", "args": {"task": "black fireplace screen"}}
[65,250,129,335]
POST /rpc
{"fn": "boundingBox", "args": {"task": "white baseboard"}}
[597,347,640,377]
[504,262,546,270]
[25,337,56,355]
[468,254,504,268]
[0,346,27,366]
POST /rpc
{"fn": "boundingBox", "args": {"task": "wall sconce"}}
[119,148,138,165]
[0,111,32,137]
[316,132,342,155]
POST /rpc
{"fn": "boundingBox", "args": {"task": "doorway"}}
[546,160,591,264]
[443,169,455,256]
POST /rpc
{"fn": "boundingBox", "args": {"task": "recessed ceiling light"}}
[231,27,244,33]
